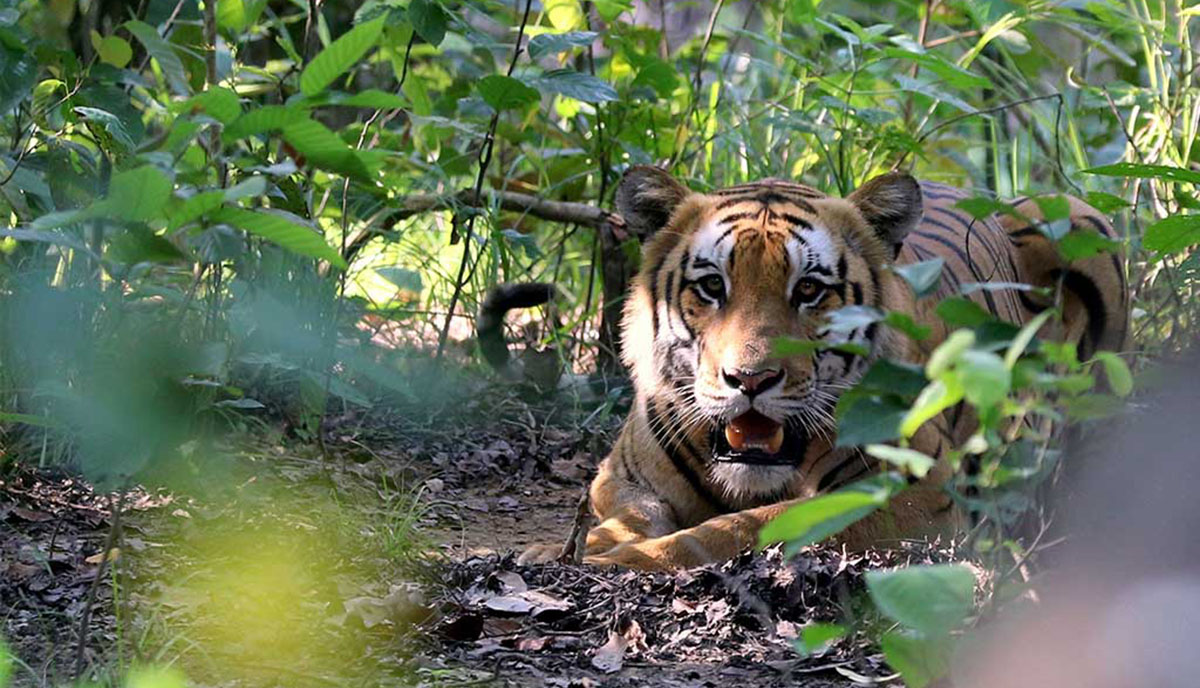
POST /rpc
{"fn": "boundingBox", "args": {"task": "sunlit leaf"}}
[865,444,935,478]
[217,0,247,32]
[90,31,132,68]
[758,474,904,554]
[1082,162,1200,185]
[796,623,845,656]
[1144,214,1200,254]
[883,47,991,89]
[299,15,386,97]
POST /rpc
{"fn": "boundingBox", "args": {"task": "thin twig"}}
[436,0,537,359]
[74,490,126,680]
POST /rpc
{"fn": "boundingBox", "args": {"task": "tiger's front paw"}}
[583,540,691,571]
[516,542,563,565]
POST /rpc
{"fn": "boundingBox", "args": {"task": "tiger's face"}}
[617,169,923,497]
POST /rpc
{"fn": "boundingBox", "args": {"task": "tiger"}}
[492,166,1129,570]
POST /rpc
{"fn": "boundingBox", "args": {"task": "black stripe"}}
[719,211,756,225]
[1017,289,1047,314]
[1056,268,1107,359]
[644,400,725,511]
[779,212,812,229]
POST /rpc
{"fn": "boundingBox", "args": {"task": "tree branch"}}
[341,189,626,264]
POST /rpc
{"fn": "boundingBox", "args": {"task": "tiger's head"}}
[616,167,924,498]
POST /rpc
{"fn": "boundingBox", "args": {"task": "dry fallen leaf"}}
[590,630,628,674]
[343,583,430,628]
[85,547,120,565]
[591,620,645,674]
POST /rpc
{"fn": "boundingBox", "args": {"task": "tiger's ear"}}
[847,172,923,249]
[615,166,692,241]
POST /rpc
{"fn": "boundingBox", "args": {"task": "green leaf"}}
[1032,195,1071,222]
[796,623,846,656]
[935,296,993,328]
[528,31,598,59]
[958,350,1011,408]
[866,564,975,635]
[331,89,406,109]
[217,0,246,32]
[108,226,188,264]
[223,176,268,201]
[280,118,375,179]
[125,20,191,95]
[860,359,928,398]
[633,59,680,98]
[865,444,935,478]
[893,257,943,298]
[758,474,903,555]
[299,15,386,97]
[880,631,950,688]
[90,31,132,68]
[166,190,226,231]
[954,197,1023,221]
[1085,191,1131,214]
[185,87,242,124]
[102,166,173,222]
[536,69,619,103]
[1057,229,1121,261]
[74,106,137,149]
[593,0,633,22]
[901,376,963,438]
[1144,214,1200,254]
[211,207,347,269]
[836,393,909,446]
[222,105,308,142]
[882,48,991,89]
[1082,162,1200,185]
[926,329,975,378]
[884,311,931,341]
[408,0,448,46]
[477,75,541,111]
[1091,351,1133,397]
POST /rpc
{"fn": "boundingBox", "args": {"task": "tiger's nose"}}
[722,367,785,396]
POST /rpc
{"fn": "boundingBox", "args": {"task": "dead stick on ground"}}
[74,490,125,680]
[558,488,591,564]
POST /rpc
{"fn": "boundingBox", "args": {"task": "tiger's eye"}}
[792,278,824,305]
[699,275,726,301]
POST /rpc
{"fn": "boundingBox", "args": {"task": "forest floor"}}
[1,381,947,688]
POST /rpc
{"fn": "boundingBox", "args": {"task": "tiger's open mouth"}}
[711,409,806,465]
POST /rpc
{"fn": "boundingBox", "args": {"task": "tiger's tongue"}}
[724,410,785,454]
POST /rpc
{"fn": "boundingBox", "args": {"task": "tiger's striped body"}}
[517,168,1128,570]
